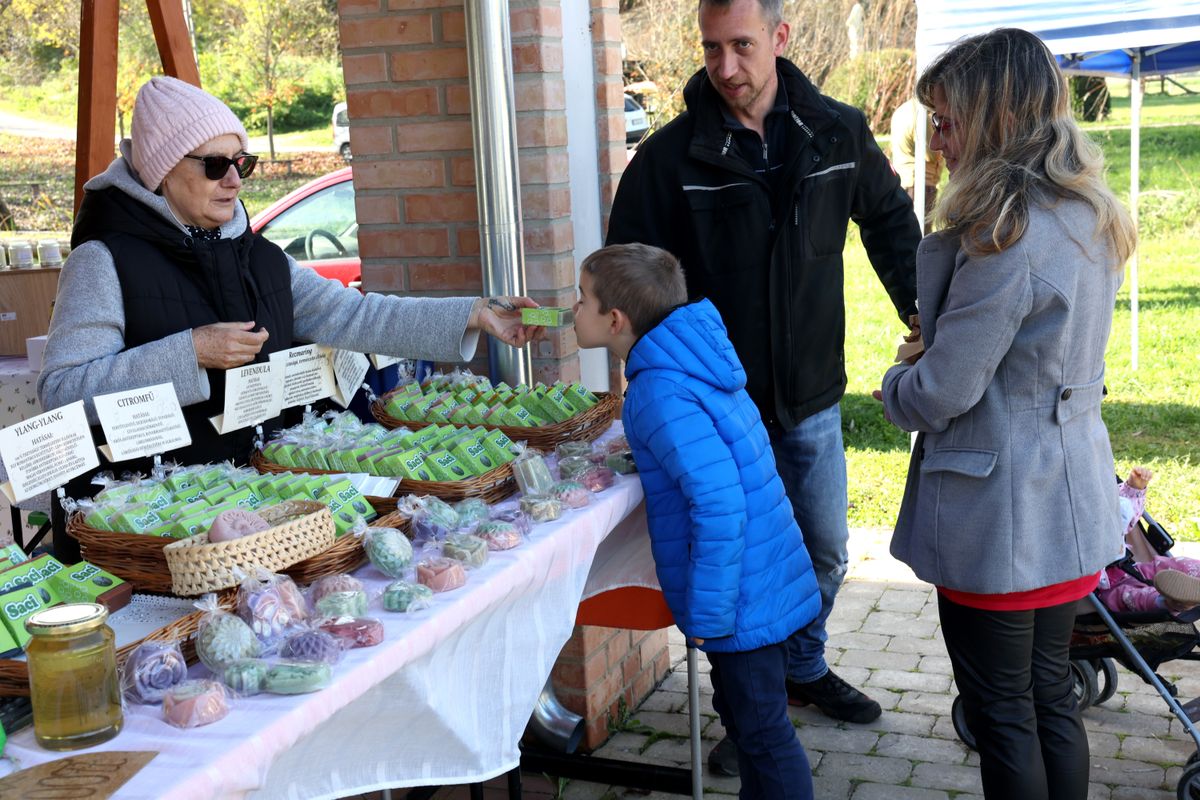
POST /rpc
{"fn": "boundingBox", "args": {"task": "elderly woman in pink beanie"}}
[38,76,539,558]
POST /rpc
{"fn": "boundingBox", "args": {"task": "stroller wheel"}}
[1069,659,1099,710]
[1176,758,1200,799]
[1091,658,1119,706]
[951,695,977,752]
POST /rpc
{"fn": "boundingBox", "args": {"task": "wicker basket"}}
[369,390,620,451]
[0,591,236,697]
[67,493,398,595]
[164,501,335,596]
[282,510,408,584]
[250,450,517,504]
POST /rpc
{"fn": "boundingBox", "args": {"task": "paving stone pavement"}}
[415,529,1200,800]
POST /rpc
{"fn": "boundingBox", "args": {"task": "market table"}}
[1,426,658,800]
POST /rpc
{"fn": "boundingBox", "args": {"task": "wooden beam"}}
[75,0,120,214]
[146,0,200,86]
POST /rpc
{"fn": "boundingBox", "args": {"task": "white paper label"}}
[272,344,336,409]
[93,382,191,462]
[369,353,402,370]
[0,401,99,503]
[331,349,370,408]
[209,361,285,434]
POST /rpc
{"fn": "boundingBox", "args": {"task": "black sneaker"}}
[706,735,739,777]
[786,670,882,723]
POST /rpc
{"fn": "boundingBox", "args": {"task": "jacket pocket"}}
[920,447,998,478]
[1055,372,1106,425]
[683,183,765,276]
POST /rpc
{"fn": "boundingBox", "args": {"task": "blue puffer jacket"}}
[622,299,821,653]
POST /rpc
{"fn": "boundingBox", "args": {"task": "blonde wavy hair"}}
[918,28,1136,263]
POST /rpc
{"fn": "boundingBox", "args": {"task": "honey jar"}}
[25,603,123,750]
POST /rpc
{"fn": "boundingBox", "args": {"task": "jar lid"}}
[26,603,108,636]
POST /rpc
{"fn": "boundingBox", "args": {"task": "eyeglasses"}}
[182,153,258,180]
[930,113,955,136]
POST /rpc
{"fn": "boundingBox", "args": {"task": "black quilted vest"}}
[71,185,294,473]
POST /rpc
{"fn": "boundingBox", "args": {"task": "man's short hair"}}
[698,0,783,28]
[581,244,688,337]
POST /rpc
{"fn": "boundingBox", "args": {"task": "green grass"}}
[842,121,1200,538]
[1090,74,1200,128]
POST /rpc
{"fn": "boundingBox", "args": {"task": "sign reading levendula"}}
[209,361,286,434]
[93,382,191,462]
[0,400,100,503]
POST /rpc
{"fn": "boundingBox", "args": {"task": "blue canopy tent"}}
[914,1,1200,369]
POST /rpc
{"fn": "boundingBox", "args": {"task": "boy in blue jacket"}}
[574,243,822,799]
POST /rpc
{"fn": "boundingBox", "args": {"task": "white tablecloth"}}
[3,425,659,799]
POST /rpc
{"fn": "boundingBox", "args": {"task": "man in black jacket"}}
[606,0,920,776]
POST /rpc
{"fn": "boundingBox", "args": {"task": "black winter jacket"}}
[607,59,920,429]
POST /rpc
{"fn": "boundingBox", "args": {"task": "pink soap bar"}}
[417,558,467,593]
[162,680,230,728]
[319,616,385,648]
[208,510,270,543]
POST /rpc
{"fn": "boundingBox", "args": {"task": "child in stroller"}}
[1097,467,1200,618]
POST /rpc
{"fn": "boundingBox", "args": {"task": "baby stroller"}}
[949,503,1200,799]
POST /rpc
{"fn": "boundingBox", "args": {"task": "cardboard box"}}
[25,335,47,370]
[0,268,59,357]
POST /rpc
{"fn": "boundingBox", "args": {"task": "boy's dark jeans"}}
[708,642,814,800]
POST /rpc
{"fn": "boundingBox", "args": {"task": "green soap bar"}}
[270,444,299,468]
[399,381,424,397]
[546,386,580,420]
[196,467,229,489]
[506,403,539,427]
[568,382,600,408]
[83,509,113,531]
[409,425,442,450]
[224,487,262,511]
[396,448,437,482]
[172,511,216,539]
[263,661,332,694]
[173,484,206,503]
[157,500,191,521]
[0,544,27,571]
[521,306,574,327]
[0,616,21,658]
[95,483,139,504]
[0,583,60,649]
[131,484,173,512]
[324,479,376,520]
[479,432,517,466]
[0,555,66,595]
[147,524,179,538]
[451,439,495,473]
[455,387,478,405]
[51,561,128,605]
[425,449,471,481]
[114,505,165,534]
[448,405,473,425]
[164,470,200,493]
[204,486,236,506]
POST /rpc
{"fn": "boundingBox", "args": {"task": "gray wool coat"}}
[881,198,1126,594]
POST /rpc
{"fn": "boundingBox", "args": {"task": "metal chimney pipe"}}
[464,0,532,386]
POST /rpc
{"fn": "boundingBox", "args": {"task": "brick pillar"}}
[552,625,672,751]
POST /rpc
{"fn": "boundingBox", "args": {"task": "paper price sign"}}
[369,353,402,370]
[331,349,370,408]
[209,361,285,434]
[93,382,191,462]
[272,344,336,409]
[0,401,100,503]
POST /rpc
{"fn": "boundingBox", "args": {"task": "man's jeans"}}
[769,403,850,684]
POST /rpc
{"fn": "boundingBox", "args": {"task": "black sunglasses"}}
[182,153,259,180]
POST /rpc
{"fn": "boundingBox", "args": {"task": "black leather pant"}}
[939,593,1090,800]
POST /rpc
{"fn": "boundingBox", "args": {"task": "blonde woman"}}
[876,28,1136,800]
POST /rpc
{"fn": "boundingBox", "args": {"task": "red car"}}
[250,167,360,287]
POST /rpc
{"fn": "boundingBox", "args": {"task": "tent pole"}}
[1130,52,1142,371]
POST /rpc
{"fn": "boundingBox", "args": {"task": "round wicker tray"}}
[250,450,517,505]
[0,590,237,697]
[368,391,620,450]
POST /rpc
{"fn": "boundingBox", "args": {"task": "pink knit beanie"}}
[130,76,249,191]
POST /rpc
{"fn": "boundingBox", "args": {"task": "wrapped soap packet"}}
[452,498,491,527]
[556,456,593,481]
[382,580,435,613]
[219,658,271,697]
[121,640,188,705]
[194,594,262,672]
[263,660,333,694]
[278,627,345,666]
[361,525,413,579]
[512,447,554,496]
[488,506,533,536]
[319,616,385,649]
[554,441,593,460]
[602,434,630,454]
[519,494,564,523]
[236,568,309,646]
[578,466,617,493]
[443,533,489,568]
[163,679,230,728]
[605,450,638,475]
[548,480,590,509]
[415,549,468,594]
[474,519,523,551]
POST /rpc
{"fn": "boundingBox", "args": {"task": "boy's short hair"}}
[581,244,688,336]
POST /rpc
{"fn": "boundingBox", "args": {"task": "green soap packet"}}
[0,580,61,649]
[0,555,66,595]
[451,439,495,473]
[171,511,216,539]
[0,615,21,658]
[448,405,473,425]
[204,486,236,506]
[520,306,574,327]
[147,523,179,538]
[225,487,262,511]
[425,448,471,481]
[396,447,437,482]
[546,386,580,420]
[163,469,201,494]
[0,544,27,571]
[51,561,128,604]
[568,381,600,408]
[398,381,424,397]
[248,476,278,501]
[455,387,478,405]
[173,484,206,504]
[95,483,140,505]
[506,403,539,427]
[114,505,165,534]
[425,403,453,424]
[83,508,113,531]
[130,484,173,512]
[157,500,191,522]
[481,429,518,464]
[270,444,299,468]
[196,466,230,490]
[408,424,442,450]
